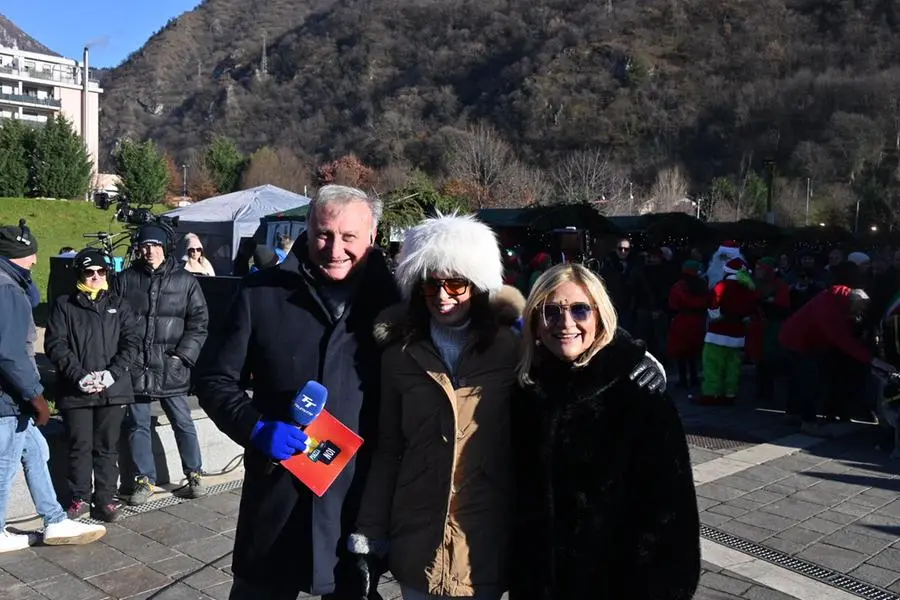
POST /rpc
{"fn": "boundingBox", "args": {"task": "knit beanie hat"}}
[723,258,747,275]
[0,220,38,259]
[682,260,702,276]
[73,248,110,272]
[756,257,776,273]
[395,213,503,300]
[137,224,168,246]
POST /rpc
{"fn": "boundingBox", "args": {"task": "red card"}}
[279,410,364,497]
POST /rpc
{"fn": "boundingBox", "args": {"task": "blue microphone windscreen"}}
[291,380,328,426]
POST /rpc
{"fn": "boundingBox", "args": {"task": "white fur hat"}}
[394,213,503,300]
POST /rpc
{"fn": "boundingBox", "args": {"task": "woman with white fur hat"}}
[350,213,524,599]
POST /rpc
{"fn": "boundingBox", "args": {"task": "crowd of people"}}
[11,184,898,598]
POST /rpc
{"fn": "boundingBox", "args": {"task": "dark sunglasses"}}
[188,248,203,254]
[422,278,469,297]
[541,302,593,325]
[617,246,631,252]
[83,268,108,278]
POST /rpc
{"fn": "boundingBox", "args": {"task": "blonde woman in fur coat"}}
[347,215,667,600]
[182,233,215,277]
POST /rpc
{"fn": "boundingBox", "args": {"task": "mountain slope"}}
[100,0,900,191]
[0,13,59,55]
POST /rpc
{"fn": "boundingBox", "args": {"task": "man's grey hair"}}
[310,185,383,233]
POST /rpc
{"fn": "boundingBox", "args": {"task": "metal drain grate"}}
[78,478,244,525]
[686,433,755,451]
[702,524,900,600]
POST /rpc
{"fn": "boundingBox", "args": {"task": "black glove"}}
[629,353,667,394]
[334,554,384,600]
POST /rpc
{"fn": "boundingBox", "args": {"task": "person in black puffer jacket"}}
[113,224,209,505]
[45,249,142,523]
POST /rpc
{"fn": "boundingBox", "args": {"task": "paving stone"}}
[813,480,870,497]
[866,547,900,570]
[87,563,172,598]
[691,447,722,465]
[726,498,766,511]
[696,483,747,502]
[822,530,891,555]
[738,465,793,484]
[38,541,138,578]
[29,572,107,600]
[877,499,900,518]
[815,509,859,525]
[181,566,232,591]
[199,517,237,535]
[0,555,66,583]
[765,453,827,472]
[860,485,900,499]
[0,548,37,567]
[763,536,805,555]
[195,493,242,516]
[799,517,844,535]
[850,563,900,588]
[718,520,778,543]
[776,474,820,490]
[830,502,874,518]
[792,486,856,507]
[143,522,220,547]
[3,585,46,599]
[699,572,753,595]
[846,523,900,542]
[708,504,749,518]
[692,587,742,600]
[797,543,867,573]
[715,474,765,492]
[122,511,192,534]
[850,493,894,508]
[736,510,796,532]
[148,554,205,578]
[760,498,824,520]
[173,535,234,564]
[763,483,802,497]
[738,489,786,505]
[124,582,215,599]
[0,570,21,588]
[701,560,721,572]
[776,526,824,546]
[701,511,732,527]
[162,502,225,524]
[102,530,181,563]
[743,585,798,600]
[202,581,232,600]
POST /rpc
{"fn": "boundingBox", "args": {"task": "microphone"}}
[290,380,328,427]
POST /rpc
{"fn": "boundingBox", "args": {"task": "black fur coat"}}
[509,329,700,600]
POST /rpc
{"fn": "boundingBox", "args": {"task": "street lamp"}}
[181,164,188,199]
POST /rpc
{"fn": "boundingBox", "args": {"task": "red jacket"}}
[666,279,707,359]
[779,286,871,364]
[705,276,757,348]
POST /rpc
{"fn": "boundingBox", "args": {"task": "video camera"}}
[92,192,179,259]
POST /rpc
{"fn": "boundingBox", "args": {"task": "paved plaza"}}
[3,384,900,599]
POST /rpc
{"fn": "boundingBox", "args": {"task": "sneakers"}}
[129,476,154,506]
[66,498,90,520]
[43,519,106,545]
[0,528,31,554]
[184,472,207,499]
[91,502,121,523]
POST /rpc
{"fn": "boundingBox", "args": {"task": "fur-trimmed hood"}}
[373,284,526,347]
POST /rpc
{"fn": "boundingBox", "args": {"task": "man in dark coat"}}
[195,184,401,599]
[114,224,209,504]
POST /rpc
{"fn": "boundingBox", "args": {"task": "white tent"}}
[164,184,310,275]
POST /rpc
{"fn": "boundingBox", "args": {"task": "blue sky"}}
[4,1,200,67]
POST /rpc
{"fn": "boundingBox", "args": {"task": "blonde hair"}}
[517,263,618,386]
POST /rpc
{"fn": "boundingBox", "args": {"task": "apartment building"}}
[0,43,103,175]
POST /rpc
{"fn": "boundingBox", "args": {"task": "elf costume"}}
[696,258,757,406]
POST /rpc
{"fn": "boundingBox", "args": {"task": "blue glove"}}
[250,420,309,460]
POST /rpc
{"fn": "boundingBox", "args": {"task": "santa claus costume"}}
[705,240,744,290]
[696,258,757,405]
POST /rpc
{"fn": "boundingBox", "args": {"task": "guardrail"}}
[0,92,61,108]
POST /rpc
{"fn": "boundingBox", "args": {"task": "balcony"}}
[0,92,61,108]
[0,64,101,90]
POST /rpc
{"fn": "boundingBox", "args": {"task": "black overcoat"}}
[195,241,399,596]
[510,330,700,600]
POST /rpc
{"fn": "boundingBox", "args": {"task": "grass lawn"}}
[0,197,164,324]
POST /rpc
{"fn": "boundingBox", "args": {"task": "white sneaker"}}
[43,519,106,546]
[0,528,31,553]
